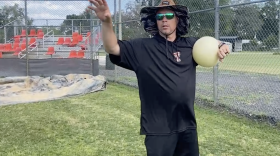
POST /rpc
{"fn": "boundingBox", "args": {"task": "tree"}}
[0,4,33,42]
[61,10,94,35]
[120,1,150,40]
[177,0,231,37]
[230,5,263,39]
[257,1,279,46]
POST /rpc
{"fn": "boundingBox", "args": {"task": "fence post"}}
[105,0,116,70]
[114,0,117,35]
[118,0,122,40]
[90,1,94,75]
[24,0,29,76]
[213,0,220,106]
[278,10,280,51]
[4,26,6,43]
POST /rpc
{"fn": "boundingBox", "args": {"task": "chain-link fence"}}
[100,0,280,126]
[0,0,279,125]
[0,0,101,77]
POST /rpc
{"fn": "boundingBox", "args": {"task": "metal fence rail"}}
[0,0,101,77]
[0,0,279,125]
[100,0,280,125]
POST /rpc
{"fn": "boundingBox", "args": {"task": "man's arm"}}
[88,0,120,56]
[88,0,140,71]
[101,20,120,56]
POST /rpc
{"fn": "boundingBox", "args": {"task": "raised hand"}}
[88,0,111,23]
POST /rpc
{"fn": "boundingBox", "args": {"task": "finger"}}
[95,0,103,6]
[220,49,227,57]
[102,0,109,7]
[218,51,224,59]
[89,0,100,7]
[226,47,230,54]
[87,6,97,12]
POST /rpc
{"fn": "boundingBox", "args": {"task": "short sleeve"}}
[187,37,200,66]
[109,39,142,71]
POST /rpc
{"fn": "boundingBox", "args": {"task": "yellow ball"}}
[193,36,219,67]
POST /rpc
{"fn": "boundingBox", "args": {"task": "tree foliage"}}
[0,4,33,42]
[61,0,280,50]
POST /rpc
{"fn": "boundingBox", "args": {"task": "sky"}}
[0,0,134,26]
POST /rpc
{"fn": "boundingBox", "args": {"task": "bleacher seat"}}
[29,29,36,37]
[37,32,44,39]
[87,32,91,37]
[68,36,79,47]
[77,50,85,58]
[29,38,36,47]
[69,50,77,58]
[14,37,20,44]
[46,47,55,55]
[0,44,4,51]
[80,44,86,50]
[78,35,83,42]
[13,47,21,56]
[20,29,26,37]
[4,43,13,52]
[21,43,26,51]
[72,32,79,38]
[13,43,20,50]
[37,29,43,34]
[0,52,2,58]
[63,38,71,45]
[57,37,64,45]
[21,38,26,44]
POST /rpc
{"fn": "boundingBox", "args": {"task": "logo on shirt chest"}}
[173,52,181,62]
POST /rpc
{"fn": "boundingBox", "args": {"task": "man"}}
[88,0,230,155]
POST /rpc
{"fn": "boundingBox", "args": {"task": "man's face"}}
[156,8,178,36]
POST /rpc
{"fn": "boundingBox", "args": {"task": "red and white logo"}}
[173,52,181,62]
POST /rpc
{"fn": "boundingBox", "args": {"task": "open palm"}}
[88,0,111,23]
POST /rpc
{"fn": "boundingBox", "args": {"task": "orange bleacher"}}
[69,50,77,58]
[77,50,85,58]
[29,29,37,37]
[46,47,55,55]
[37,32,44,39]
[29,38,36,47]
[1,30,102,59]
[21,29,26,37]
[21,43,26,51]
[4,43,13,52]
[13,47,21,56]
[63,38,71,46]
[57,37,64,45]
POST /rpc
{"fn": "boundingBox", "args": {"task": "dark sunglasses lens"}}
[156,14,164,20]
[165,13,174,19]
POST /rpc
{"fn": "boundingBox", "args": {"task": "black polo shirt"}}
[109,33,199,135]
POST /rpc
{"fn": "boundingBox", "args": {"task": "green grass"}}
[1,83,279,156]
[198,52,280,75]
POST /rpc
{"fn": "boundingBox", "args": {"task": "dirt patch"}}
[0,74,107,106]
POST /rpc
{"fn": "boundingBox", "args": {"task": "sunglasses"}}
[155,13,175,20]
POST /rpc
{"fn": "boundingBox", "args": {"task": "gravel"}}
[100,66,280,124]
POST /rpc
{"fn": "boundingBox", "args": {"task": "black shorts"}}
[144,129,199,156]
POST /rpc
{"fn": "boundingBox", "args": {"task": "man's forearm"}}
[101,21,120,56]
